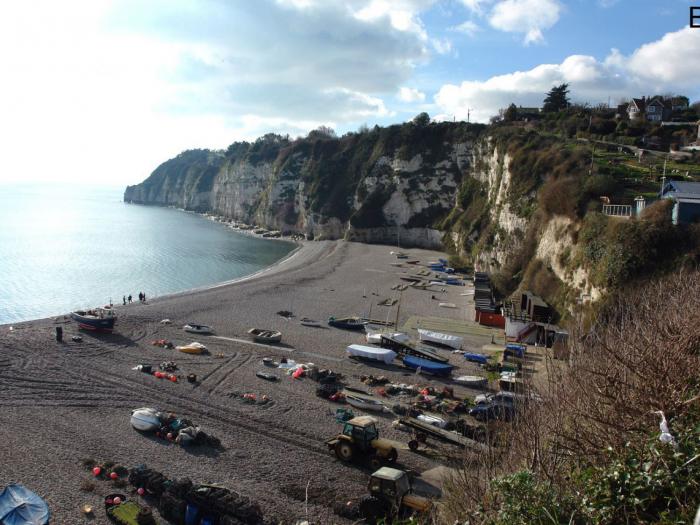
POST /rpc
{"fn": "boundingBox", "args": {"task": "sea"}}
[0,183,295,324]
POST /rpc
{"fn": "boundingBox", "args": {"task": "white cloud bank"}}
[435,26,700,123]
[0,0,431,184]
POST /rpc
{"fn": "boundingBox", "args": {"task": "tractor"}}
[325,416,398,469]
[358,467,432,523]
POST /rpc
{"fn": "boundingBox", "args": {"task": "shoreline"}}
[0,211,305,328]
[0,240,503,524]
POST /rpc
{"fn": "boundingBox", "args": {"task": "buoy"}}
[137,488,145,496]
[167,432,173,440]
[169,375,177,382]
[92,467,101,476]
[110,472,118,480]
[113,496,122,505]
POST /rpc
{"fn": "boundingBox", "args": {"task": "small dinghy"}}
[183,323,214,334]
[130,407,162,431]
[176,341,207,354]
[345,394,386,412]
[328,316,367,330]
[300,318,322,327]
[454,375,488,388]
[248,328,282,343]
[262,357,279,367]
[256,371,279,381]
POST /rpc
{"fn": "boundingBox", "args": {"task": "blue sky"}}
[0,0,698,185]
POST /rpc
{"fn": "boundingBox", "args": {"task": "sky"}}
[0,0,698,186]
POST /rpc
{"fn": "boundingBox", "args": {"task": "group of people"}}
[123,291,147,305]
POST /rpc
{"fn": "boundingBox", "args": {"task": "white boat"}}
[438,302,457,309]
[454,375,488,388]
[345,394,385,412]
[365,330,409,345]
[417,328,463,350]
[176,341,207,354]
[300,318,322,327]
[248,328,282,343]
[183,323,214,334]
[130,407,162,431]
[346,344,397,364]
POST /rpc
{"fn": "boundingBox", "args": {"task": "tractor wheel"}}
[359,495,389,524]
[335,441,354,462]
[369,456,382,471]
[408,439,419,451]
[386,448,398,464]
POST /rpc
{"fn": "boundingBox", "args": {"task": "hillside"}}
[124,112,700,316]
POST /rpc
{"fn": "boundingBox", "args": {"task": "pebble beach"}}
[0,240,503,524]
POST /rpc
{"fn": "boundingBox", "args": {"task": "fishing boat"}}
[183,323,214,334]
[300,318,322,327]
[418,328,463,350]
[344,394,386,412]
[402,355,454,377]
[70,307,117,332]
[328,316,367,330]
[177,342,207,354]
[346,344,397,364]
[248,328,282,343]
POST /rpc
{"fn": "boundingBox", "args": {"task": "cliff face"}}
[124,121,611,314]
[125,123,482,249]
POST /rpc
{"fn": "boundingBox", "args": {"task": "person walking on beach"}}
[123,295,126,306]
[128,294,132,304]
[138,292,142,302]
[142,292,146,302]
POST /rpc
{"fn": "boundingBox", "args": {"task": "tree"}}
[504,103,518,122]
[412,112,430,127]
[543,83,570,112]
[307,126,337,140]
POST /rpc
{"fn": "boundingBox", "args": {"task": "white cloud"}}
[489,0,561,44]
[459,0,492,15]
[398,87,427,102]
[450,20,481,37]
[431,37,453,54]
[434,26,700,123]
[626,27,700,88]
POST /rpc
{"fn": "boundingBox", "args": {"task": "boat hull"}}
[70,311,116,332]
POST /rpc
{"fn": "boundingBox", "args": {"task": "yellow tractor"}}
[325,416,398,469]
[359,467,432,523]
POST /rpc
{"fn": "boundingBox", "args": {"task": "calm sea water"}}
[0,184,295,324]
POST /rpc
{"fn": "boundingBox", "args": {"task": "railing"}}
[603,204,632,218]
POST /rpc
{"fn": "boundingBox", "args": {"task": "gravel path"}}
[0,240,489,524]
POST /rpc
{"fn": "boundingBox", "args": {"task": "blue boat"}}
[328,316,367,330]
[70,307,117,332]
[505,343,526,358]
[403,355,454,377]
[464,352,489,364]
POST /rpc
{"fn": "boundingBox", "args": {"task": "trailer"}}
[399,417,486,452]
[380,335,449,363]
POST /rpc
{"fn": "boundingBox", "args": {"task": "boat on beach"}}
[402,355,454,377]
[346,344,397,364]
[177,342,207,354]
[70,307,117,332]
[328,316,367,330]
[248,328,282,343]
[344,393,386,412]
[418,328,463,350]
[300,318,322,327]
[183,323,214,334]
